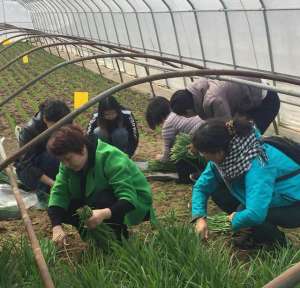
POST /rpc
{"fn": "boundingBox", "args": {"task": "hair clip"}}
[225,120,235,136]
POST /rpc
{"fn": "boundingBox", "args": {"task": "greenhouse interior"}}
[1,0,300,287]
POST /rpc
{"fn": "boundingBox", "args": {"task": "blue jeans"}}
[94,127,130,155]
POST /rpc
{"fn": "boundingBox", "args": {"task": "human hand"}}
[187,144,198,155]
[86,208,112,229]
[195,217,209,240]
[228,212,236,222]
[52,225,67,248]
[155,154,163,160]
[40,174,55,187]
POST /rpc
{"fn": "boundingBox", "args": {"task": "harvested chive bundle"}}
[77,205,116,248]
[170,133,206,171]
[0,171,10,184]
[207,212,231,233]
[147,160,176,172]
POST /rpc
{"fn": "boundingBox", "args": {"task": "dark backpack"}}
[263,136,300,182]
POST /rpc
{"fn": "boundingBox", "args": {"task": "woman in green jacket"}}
[47,124,155,247]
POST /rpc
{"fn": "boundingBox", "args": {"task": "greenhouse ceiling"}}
[1,0,299,77]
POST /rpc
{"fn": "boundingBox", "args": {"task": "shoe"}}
[232,230,259,250]
[232,229,288,250]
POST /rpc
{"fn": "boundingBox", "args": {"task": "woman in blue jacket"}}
[191,117,300,248]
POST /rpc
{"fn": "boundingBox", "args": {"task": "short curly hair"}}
[47,124,89,156]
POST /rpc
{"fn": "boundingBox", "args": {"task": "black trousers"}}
[17,151,60,192]
[247,90,280,134]
[175,159,205,184]
[62,190,128,241]
[211,185,300,244]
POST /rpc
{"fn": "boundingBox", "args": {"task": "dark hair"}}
[98,96,123,130]
[40,100,70,122]
[47,124,90,156]
[146,96,171,130]
[170,89,194,116]
[192,117,253,153]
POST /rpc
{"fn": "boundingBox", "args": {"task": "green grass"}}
[1,224,300,287]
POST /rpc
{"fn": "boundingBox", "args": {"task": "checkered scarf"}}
[218,130,268,181]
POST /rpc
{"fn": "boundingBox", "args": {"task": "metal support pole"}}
[161,0,185,85]
[186,0,207,67]
[73,0,94,40]
[111,0,137,77]
[88,0,112,68]
[99,0,126,72]
[259,0,279,133]
[34,1,58,34]
[115,59,124,82]
[141,0,170,88]
[1,0,6,23]
[219,0,237,68]
[145,66,155,97]
[51,0,74,36]
[99,0,120,45]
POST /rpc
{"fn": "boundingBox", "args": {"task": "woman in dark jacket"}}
[87,96,138,157]
[15,100,70,194]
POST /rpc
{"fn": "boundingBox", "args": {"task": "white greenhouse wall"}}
[0,0,33,28]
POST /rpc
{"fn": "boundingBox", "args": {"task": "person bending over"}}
[191,117,300,249]
[146,96,204,183]
[170,77,280,134]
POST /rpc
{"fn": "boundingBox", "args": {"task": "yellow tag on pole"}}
[74,91,89,109]
[3,39,11,46]
[23,55,29,64]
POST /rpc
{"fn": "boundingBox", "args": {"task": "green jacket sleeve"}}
[48,164,71,210]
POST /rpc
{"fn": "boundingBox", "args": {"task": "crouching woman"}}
[191,117,300,248]
[47,124,156,247]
